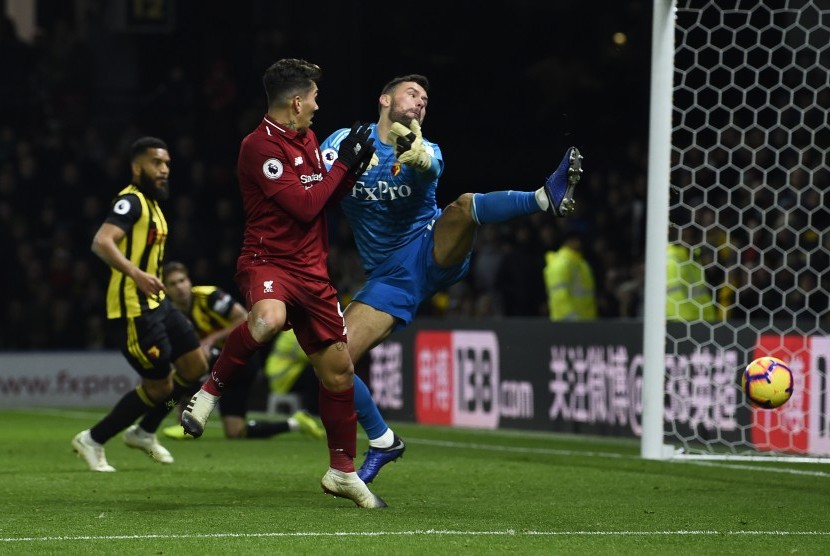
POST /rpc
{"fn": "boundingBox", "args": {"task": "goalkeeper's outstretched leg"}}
[431,146,585,268]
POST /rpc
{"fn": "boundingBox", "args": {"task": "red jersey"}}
[236,115,354,279]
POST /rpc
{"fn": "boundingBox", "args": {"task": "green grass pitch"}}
[1,408,828,555]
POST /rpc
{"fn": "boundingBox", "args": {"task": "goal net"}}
[662,0,830,461]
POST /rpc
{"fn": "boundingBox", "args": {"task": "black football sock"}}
[245,420,291,439]
[138,374,202,433]
[89,387,155,444]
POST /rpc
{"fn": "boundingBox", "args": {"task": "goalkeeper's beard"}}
[389,105,421,129]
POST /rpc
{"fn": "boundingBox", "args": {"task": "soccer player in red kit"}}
[181,58,384,508]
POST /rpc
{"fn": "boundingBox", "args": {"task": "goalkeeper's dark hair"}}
[130,137,168,161]
[378,74,429,114]
[162,260,189,283]
[263,58,322,109]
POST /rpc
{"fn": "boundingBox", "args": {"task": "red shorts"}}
[235,257,347,355]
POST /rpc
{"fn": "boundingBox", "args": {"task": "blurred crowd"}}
[1,7,653,351]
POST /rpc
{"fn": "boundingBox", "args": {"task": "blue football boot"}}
[357,434,406,484]
[544,147,583,216]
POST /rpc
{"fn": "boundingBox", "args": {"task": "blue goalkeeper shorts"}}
[352,219,471,331]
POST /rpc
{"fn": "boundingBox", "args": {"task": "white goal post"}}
[642,0,830,462]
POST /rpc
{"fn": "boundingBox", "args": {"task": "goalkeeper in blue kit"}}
[320,74,582,483]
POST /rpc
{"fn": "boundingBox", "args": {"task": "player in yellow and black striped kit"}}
[71,137,208,472]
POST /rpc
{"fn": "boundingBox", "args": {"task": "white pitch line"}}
[2,530,830,543]
[409,437,830,478]
[679,459,830,477]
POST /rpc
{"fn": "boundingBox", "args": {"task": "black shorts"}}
[108,299,200,380]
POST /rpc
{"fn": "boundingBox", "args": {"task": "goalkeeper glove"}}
[387,119,432,171]
[337,122,375,170]
[365,152,380,172]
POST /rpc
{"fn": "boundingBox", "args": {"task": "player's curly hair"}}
[263,58,322,108]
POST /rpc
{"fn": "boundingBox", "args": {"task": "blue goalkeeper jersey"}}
[320,123,443,275]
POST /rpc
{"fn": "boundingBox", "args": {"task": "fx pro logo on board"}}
[414,330,499,429]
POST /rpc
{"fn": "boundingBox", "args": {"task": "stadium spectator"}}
[497,220,548,317]
[666,226,717,321]
[544,229,598,320]
[318,73,583,482]
[179,59,385,508]
[71,137,209,472]
[468,224,507,314]
[612,259,645,318]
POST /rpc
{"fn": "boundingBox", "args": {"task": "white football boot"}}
[123,424,174,464]
[181,390,219,438]
[72,430,116,472]
[321,468,387,508]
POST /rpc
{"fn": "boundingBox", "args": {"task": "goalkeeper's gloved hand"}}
[387,119,432,171]
[337,122,375,170]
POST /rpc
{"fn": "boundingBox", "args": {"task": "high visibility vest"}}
[666,244,716,321]
[544,246,597,321]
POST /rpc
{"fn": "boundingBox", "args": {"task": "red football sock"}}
[319,385,357,472]
[204,323,265,396]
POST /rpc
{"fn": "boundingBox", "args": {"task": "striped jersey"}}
[185,285,236,345]
[103,184,168,318]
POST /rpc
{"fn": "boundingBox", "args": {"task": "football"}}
[741,356,794,409]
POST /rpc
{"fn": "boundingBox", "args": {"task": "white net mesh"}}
[667,0,830,459]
